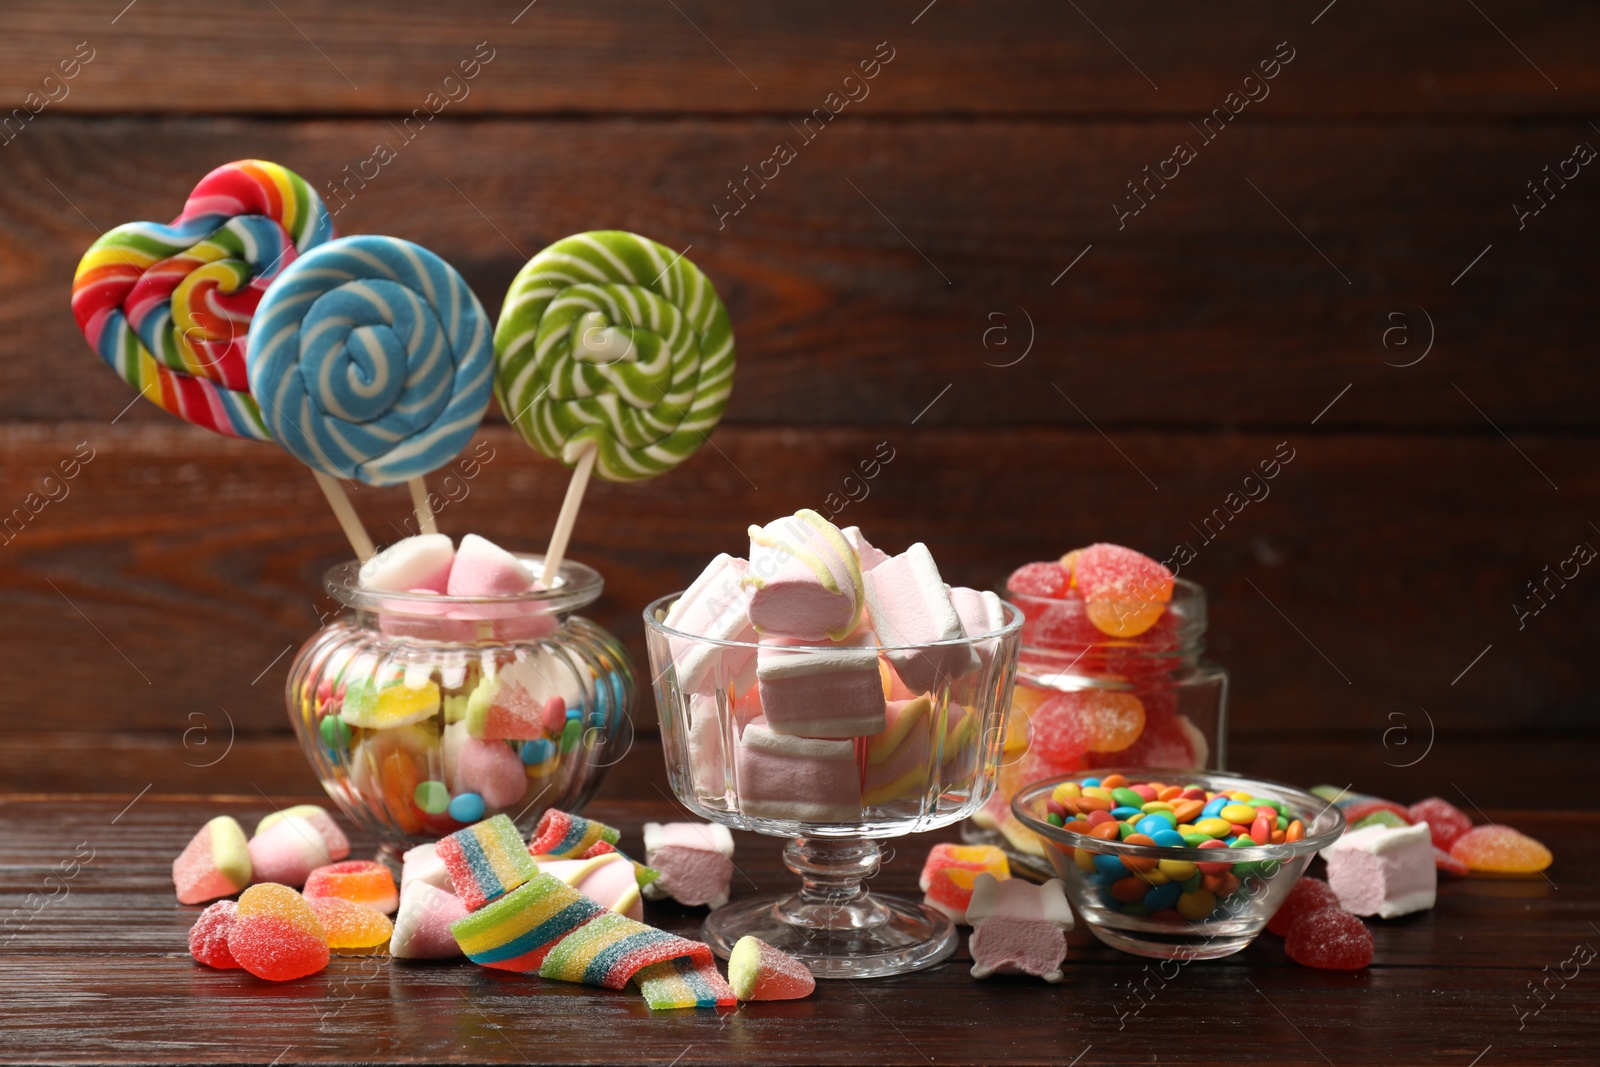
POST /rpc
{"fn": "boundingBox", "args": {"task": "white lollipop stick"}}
[540,439,599,587]
[312,470,376,562]
[407,477,438,535]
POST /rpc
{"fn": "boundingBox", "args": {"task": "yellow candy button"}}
[1194,817,1232,837]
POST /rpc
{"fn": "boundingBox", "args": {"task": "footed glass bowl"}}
[1012,769,1345,960]
[644,593,1023,978]
[288,555,634,854]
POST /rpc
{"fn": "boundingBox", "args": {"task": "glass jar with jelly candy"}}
[966,574,1228,866]
[286,555,634,853]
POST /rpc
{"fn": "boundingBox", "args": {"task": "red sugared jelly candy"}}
[188,900,242,970]
[1407,797,1473,850]
[1007,562,1070,598]
[1266,877,1339,937]
[1284,907,1374,970]
[1434,846,1469,876]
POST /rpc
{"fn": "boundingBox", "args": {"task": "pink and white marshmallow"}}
[755,632,886,738]
[735,720,862,823]
[390,881,468,960]
[447,533,537,597]
[842,525,890,572]
[536,854,644,920]
[863,543,978,692]
[400,841,452,892]
[642,822,736,909]
[359,534,455,593]
[246,815,331,888]
[664,553,758,693]
[966,873,1074,983]
[743,510,863,641]
[1321,822,1437,919]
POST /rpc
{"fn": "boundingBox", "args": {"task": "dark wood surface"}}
[1,2,1596,829]
[2,791,1595,1067]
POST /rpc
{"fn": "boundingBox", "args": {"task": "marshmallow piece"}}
[173,816,252,905]
[1322,822,1437,918]
[246,815,331,887]
[454,737,528,809]
[863,543,979,692]
[642,822,736,909]
[401,841,453,892]
[447,533,537,597]
[842,526,890,572]
[391,881,469,959]
[950,586,1007,640]
[359,534,455,593]
[967,873,1073,983]
[744,510,864,641]
[735,720,861,823]
[919,843,1010,924]
[664,553,758,693]
[255,805,351,862]
[755,634,886,737]
[536,854,644,920]
[864,696,935,807]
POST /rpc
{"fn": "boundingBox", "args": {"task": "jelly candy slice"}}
[307,895,393,954]
[1434,846,1469,877]
[1266,876,1339,937]
[1407,797,1473,850]
[1007,562,1070,598]
[1073,544,1173,637]
[1342,799,1412,826]
[1449,824,1552,874]
[728,935,815,1001]
[188,900,242,969]
[1284,906,1373,970]
[1035,690,1146,755]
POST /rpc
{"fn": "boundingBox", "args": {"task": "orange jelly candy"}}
[1449,825,1553,874]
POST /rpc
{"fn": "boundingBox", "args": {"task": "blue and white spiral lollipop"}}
[247,235,492,485]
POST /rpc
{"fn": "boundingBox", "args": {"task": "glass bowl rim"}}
[325,554,605,613]
[642,591,1024,652]
[1011,767,1346,863]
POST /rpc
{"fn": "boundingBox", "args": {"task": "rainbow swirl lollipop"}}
[70,159,334,439]
[493,231,735,483]
[246,235,493,486]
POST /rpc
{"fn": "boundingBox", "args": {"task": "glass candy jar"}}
[968,578,1228,863]
[645,594,1023,978]
[287,556,634,853]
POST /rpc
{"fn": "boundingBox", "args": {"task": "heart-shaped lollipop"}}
[70,159,334,438]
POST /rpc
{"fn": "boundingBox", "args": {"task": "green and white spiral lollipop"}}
[493,231,735,483]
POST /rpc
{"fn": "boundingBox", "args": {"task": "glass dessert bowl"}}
[287,555,634,854]
[1012,769,1345,960]
[644,594,1024,979]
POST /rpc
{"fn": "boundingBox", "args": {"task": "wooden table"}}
[3,794,1594,1067]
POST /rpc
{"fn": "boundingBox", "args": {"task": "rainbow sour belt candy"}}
[435,814,537,910]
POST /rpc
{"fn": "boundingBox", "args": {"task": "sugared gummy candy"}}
[307,896,393,954]
[303,860,399,914]
[228,883,330,982]
[1266,876,1339,937]
[728,935,815,1001]
[1073,543,1174,637]
[188,900,242,969]
[1284,907,1373,970]
[1449,824,1553,874]
[1007,561,1070,598]
[1407,797,1472,850]
[172,815,252,905]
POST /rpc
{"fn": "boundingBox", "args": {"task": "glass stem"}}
[775,836,892,931]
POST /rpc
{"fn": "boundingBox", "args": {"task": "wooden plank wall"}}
[0,1,1595,805]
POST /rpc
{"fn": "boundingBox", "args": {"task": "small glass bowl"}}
[1012,769,1345,960]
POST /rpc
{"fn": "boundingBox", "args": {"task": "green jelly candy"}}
[413,780,449,814]
[320,714,351,752]
[1111,788,1146,808]
[1352,810,1409,830]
